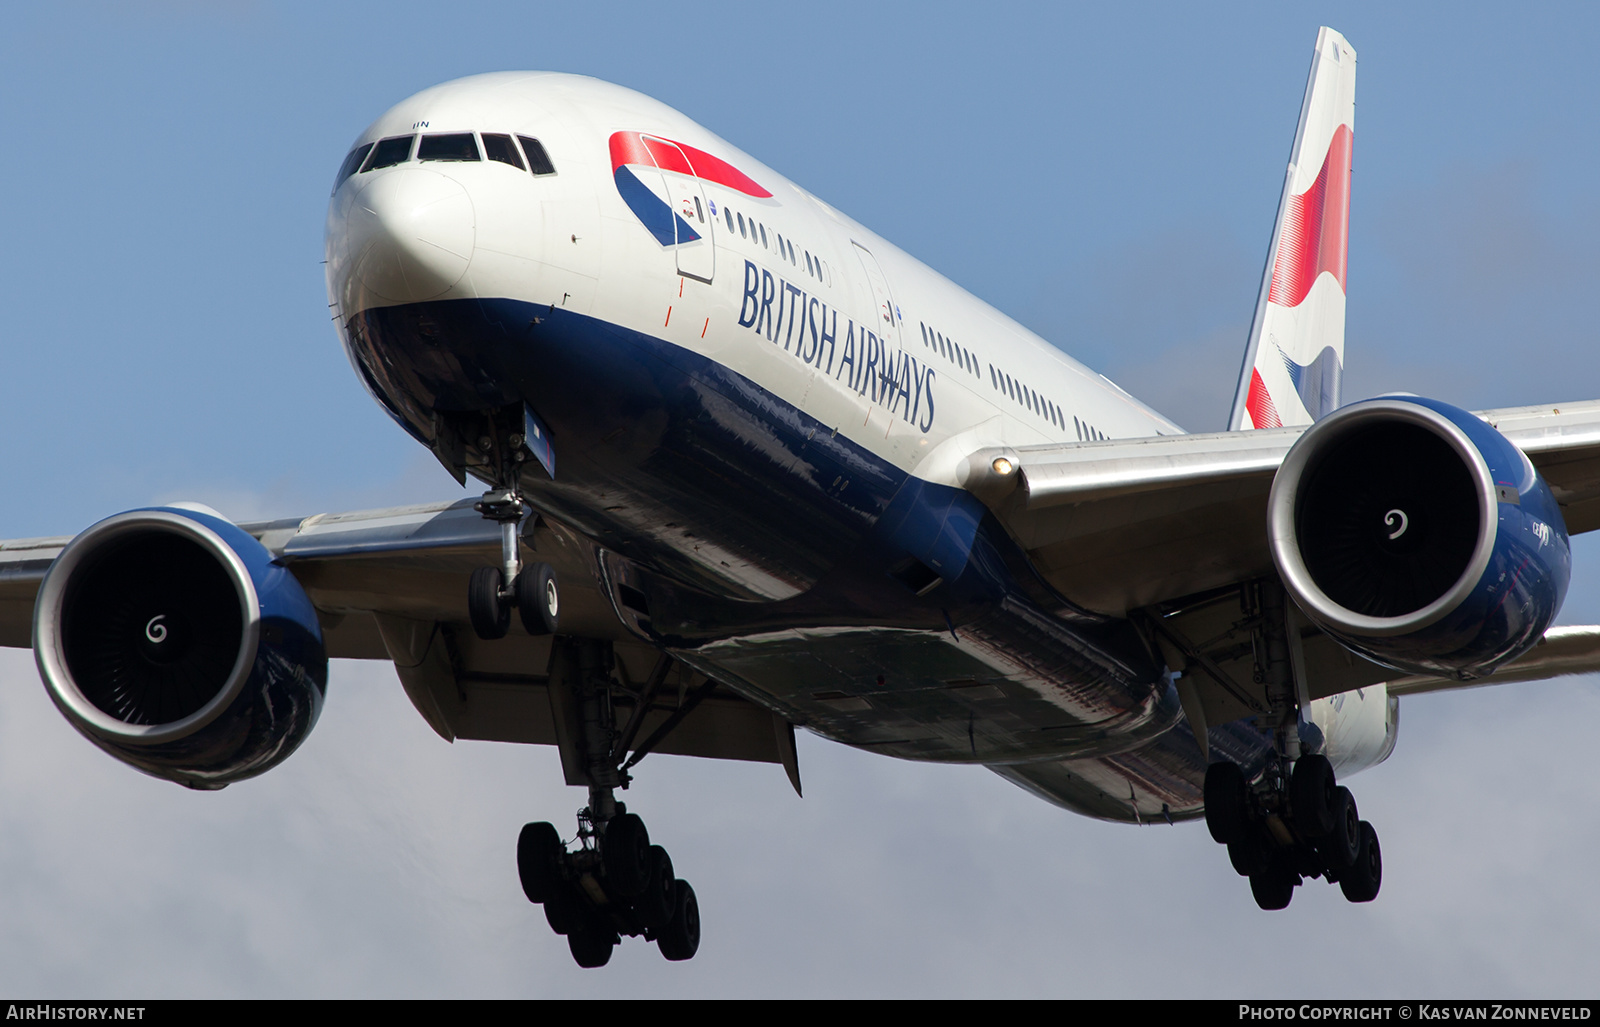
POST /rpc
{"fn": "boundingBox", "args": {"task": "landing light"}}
[992,457,1015,476]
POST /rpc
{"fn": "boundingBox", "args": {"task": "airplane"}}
[5,25,1600,971]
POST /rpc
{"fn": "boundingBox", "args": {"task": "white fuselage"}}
[324,71,1395,820]
[326,73,1182,491]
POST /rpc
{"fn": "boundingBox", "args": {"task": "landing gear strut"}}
[515,639,702,967]
[1201,580,1383,910]
[467,487,560,641]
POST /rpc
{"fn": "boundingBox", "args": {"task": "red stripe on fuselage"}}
[1266,123,1352,308]
[608,131,772,198]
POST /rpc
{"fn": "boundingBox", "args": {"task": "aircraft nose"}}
[346,169,475,303]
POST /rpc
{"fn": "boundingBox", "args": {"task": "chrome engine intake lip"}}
[33,509,261,746]
[1268,398,1499,639]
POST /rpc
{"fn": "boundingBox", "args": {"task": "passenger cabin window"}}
[333,142,373,193]
[363,135,415,172]
[481,133,525,170]
[725,208,735,232]
[517,136,557,175]
[418,133,481,162]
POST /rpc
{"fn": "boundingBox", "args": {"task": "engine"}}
[32,505,327,789]
[1268,396,1570,678]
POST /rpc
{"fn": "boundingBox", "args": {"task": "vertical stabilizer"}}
[1228,27,1356,431]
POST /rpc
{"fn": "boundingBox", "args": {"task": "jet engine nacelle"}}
[1268,396,1570,678]
[32,506,327,789]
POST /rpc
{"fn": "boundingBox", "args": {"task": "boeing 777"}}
[6,27,1600,968]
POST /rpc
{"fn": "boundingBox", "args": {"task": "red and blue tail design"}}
[1230,28,1356,431]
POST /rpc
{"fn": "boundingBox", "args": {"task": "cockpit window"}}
[333,143,373,194]
[417,133,481,162]
[517,136,556,176]
[363,135,415,171]
[481,133,525,170]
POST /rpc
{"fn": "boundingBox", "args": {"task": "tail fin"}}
[1228,27,1356,431]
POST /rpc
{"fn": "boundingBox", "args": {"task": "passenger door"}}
[851,241,899,347]
[642,135,715,284]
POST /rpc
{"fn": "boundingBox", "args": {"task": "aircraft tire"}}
[544,884,580,936]
[1204,762,1248,844]
[636,845,676,930]
[1227,828,1272,877]
[517,821,563,904]
[568,924,617,969]
[468,566,510,640]
[1291,754,1337,839]
[1320,786,1361,870]
[657,880,701,961]
[1339,821,1382,903]
[603,813,651,898]
[517,562,560,636]
[1249,866,1296,911]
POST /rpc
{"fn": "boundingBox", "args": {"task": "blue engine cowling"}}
[1268,396,1570,678]
[32,505,327,789]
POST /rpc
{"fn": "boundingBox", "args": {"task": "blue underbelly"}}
[343,297,1197,766]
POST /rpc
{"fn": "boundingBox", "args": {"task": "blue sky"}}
[1,1,1599,997]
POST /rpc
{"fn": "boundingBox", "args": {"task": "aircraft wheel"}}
[604,813,651,898]
[1320,786,1361,870]
[1227,828,1272,877]
[517,822,563,904]
[544,884,580,936]
[1291,753,1337,839]
[1339,821,1382,903]
[636,845,676,930]
[1204,762,1247,844]
[468,566,509,640]
[657,880,701,961]
[1249,866,1296,911]
[517,562,560,635]
[568,924,618,969]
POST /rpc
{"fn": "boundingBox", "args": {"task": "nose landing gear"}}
[467,487,560,641]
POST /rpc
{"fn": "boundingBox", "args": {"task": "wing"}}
[0,500,800,786]
[951,398,1600,731]
[965,398,1600,618]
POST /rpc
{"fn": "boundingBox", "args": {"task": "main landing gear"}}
[515,637,703,968]
[1196,579,1382,910]
[518,805,700,968]
[1203,753,1382,910]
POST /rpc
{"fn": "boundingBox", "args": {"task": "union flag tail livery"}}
[1228,27,1356,430]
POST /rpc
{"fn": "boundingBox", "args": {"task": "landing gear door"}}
[643,135,715,284]
[851,241,899,347]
